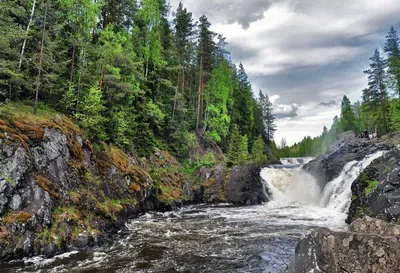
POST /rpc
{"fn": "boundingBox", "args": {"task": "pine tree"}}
[251,136,267,165]
[364,49,390,133]
[75,83,108,140]
[340,95,355,132]
[384,26,400,59]
[172,2,195,120]
[259,90,276,143]
[228,125,249,165]
[384,27,400,97]
[196,15,215,132]
[231,63,254,142]
[0,0,26,99]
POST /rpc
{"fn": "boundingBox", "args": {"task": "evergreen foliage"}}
[0,0,272,164]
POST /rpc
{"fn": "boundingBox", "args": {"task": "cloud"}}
[320,100,338,107]
[271,95,299,118]
[171,0,274,29]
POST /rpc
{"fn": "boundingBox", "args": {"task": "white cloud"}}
[275,103,341,146]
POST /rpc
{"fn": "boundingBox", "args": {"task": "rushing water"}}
[1,152,384,273]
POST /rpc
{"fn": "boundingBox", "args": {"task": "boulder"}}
[226,165,268,205]
[284,217,400,273]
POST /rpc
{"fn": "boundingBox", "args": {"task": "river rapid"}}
[1,153,384,273]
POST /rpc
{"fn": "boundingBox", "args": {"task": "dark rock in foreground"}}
[284,217,400,273]
[226,165,268,205]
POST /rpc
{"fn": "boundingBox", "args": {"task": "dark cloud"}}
[319,100,338,107]
[172,0,273,28]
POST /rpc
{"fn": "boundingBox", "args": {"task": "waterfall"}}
[261,167,321,203]
[280,157,314,165]
[319,151,385,212]
[261,151,385,213]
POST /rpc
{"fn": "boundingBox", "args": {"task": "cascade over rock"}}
[303,131,391,189]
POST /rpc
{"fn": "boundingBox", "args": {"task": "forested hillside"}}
[0,0,277,162]
[279,26,400,158]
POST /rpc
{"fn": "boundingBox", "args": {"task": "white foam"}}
[261,167,321,203]
[320,151,385,213]
[23,251,79,266]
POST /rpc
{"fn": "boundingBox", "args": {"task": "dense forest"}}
[279,26,400,158]
[0,0,278,164]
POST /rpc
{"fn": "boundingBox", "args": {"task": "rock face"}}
[347,148,400,223]
[303,132,391,189]
[226,165,268,205]
[284,217,400,273]
[0,116,198,261]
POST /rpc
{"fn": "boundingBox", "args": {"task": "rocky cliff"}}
[0,109,226,261]
[0,106,271,262]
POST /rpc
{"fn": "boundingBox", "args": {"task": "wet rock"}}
[303,132,391,189]
[226,165,268,205]
[347,148,400,223]
[9,194,22,211]
[284,217,400,273]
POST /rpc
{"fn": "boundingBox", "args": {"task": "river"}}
[1,152,384,273]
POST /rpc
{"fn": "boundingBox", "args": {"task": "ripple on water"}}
[1,202,348,273]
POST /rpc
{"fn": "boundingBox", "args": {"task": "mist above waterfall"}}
[261,151,385,213]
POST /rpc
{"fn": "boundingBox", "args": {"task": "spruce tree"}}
[363,49,390,133]
[259,90,277,143]
[384,26,400,59]
[340,95,355,132]
[251,136,268,165]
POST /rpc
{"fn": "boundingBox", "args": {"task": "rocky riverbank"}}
[0,108,273,262]
[286,132,400,273]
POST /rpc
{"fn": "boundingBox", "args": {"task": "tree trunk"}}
[34,4,48,115]
[76,48,85,114]
[172,74,180,120]
[70,36,76,82]
[196,56,203,133]
[19,0,37,69]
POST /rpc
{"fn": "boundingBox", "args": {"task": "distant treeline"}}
[279,26,400,158]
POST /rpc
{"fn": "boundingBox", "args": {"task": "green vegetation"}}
[0,0,275,164]
[365,180,379,195]
[278,26,400,157]
[183,152,216,174]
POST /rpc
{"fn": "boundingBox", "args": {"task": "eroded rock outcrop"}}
[0,114,194,261]
[303,132,391,189]
[284,217,400,273]
[347,148,400,223]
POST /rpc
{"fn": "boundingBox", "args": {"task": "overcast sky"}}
[170,0,400,145]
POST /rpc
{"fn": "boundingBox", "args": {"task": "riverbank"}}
[0,103,275,262]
